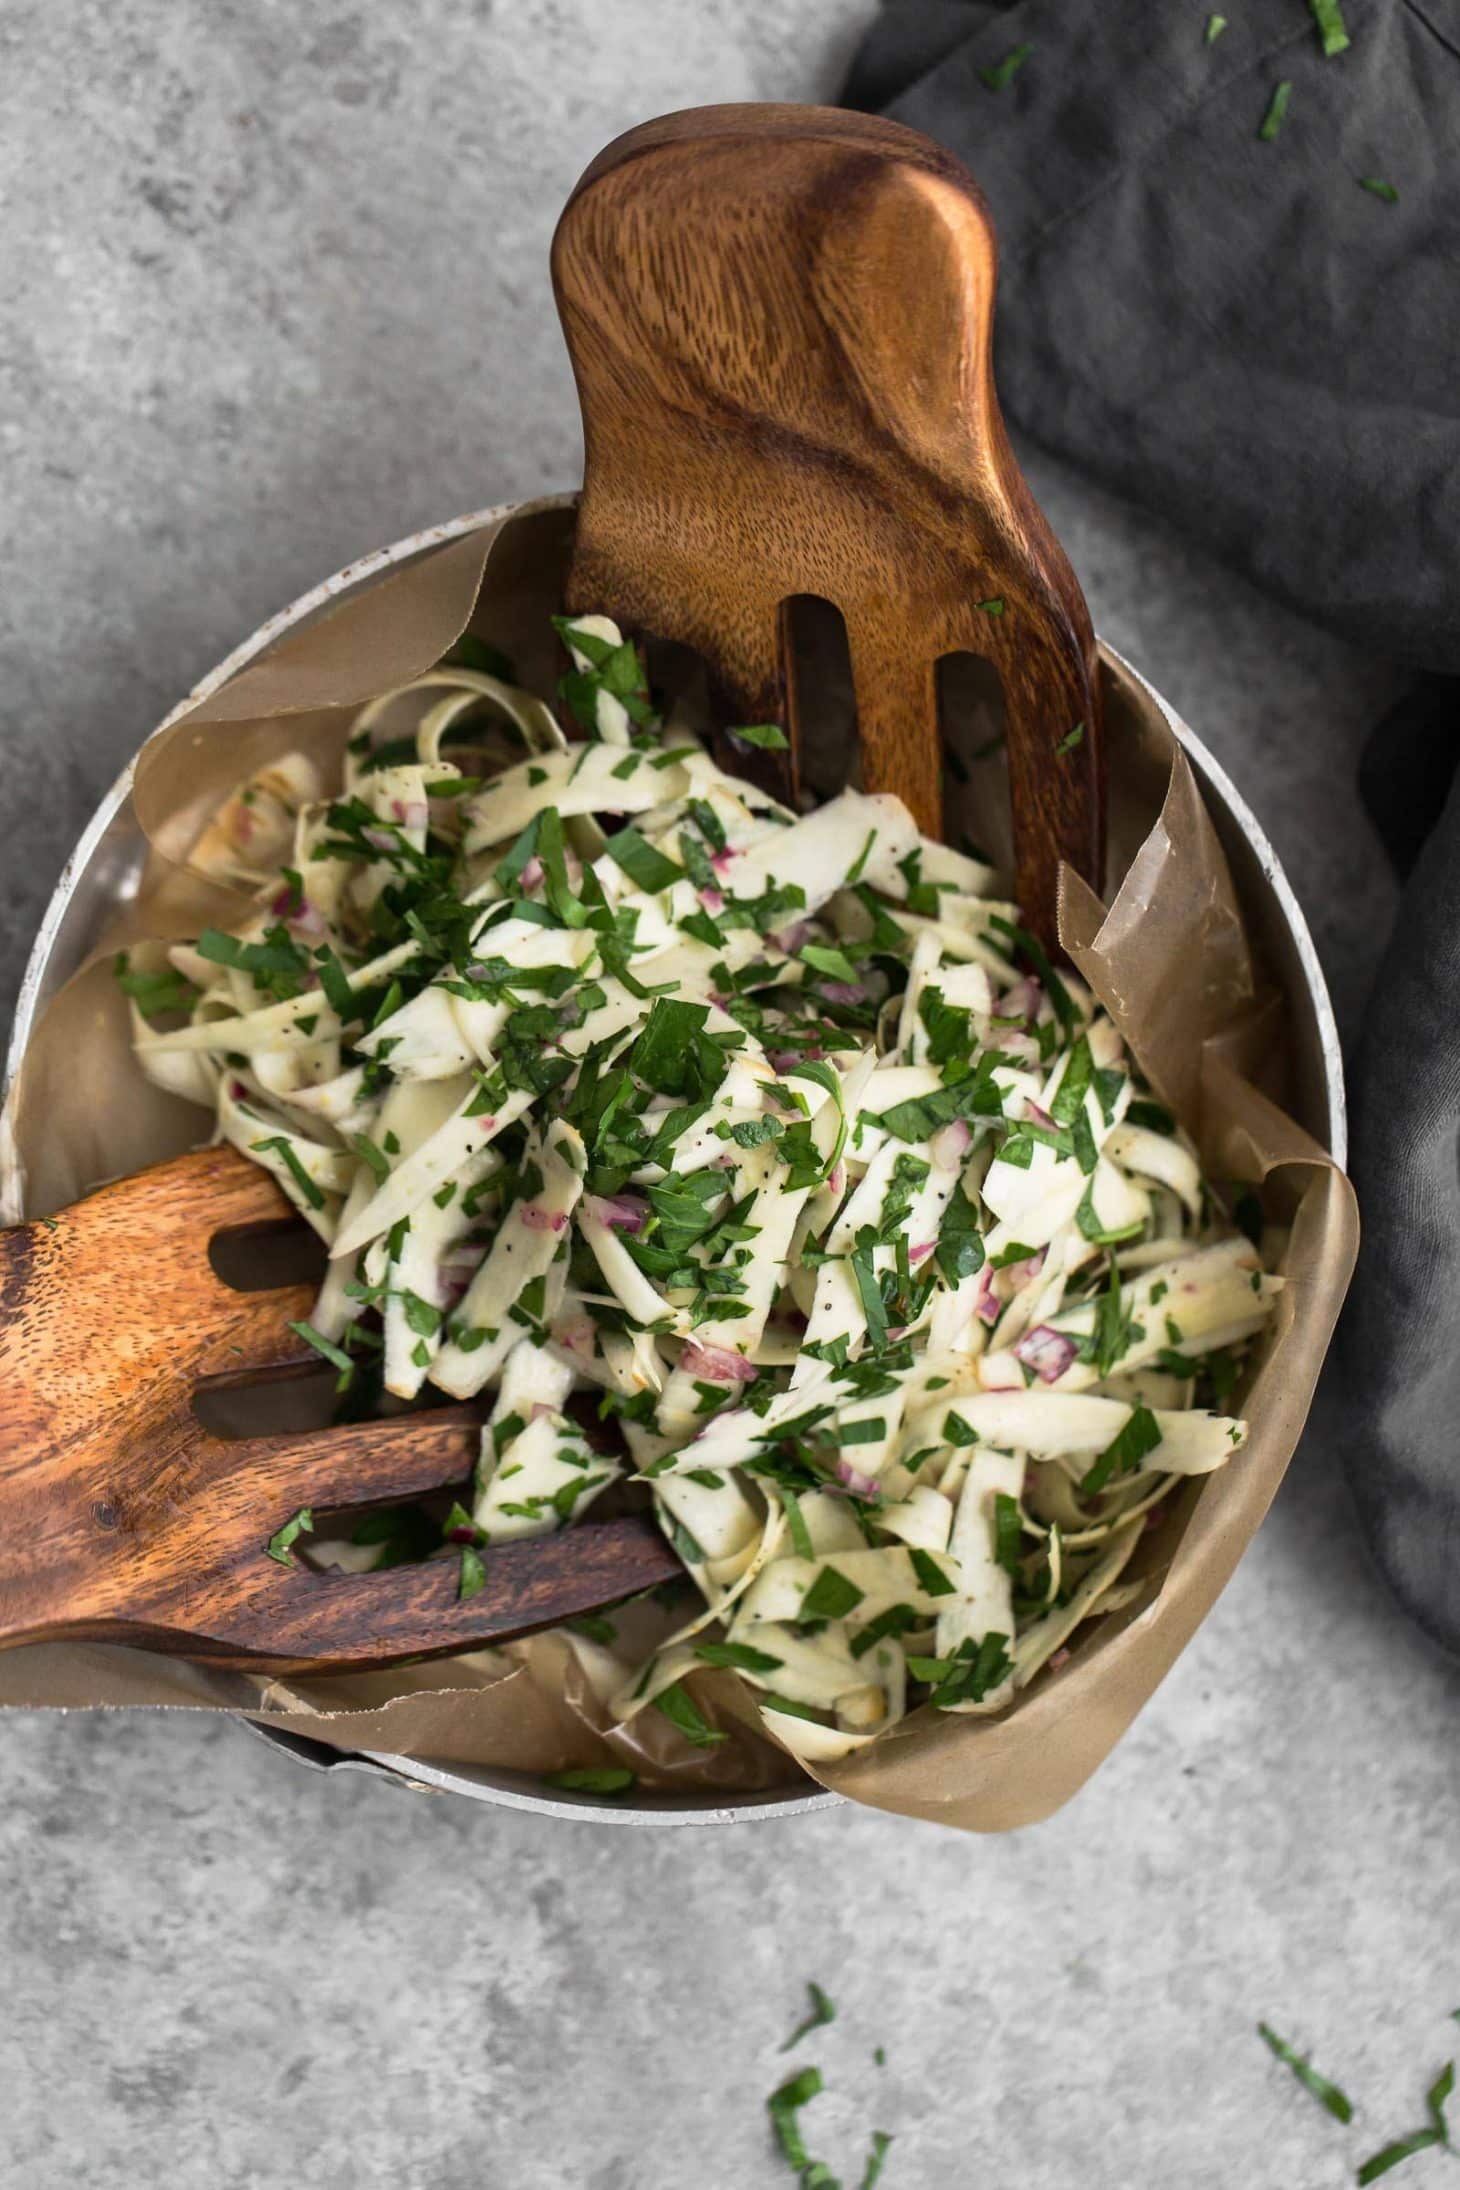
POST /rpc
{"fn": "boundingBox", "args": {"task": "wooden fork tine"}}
[225,1515,682,1670]
[219,1410,484,1511]
[145,1142,295,1241]
[191,1283,324,1378]
[843,622,944,843]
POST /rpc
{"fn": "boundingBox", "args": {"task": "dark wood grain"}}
[552,102,1105,946]
[0,1145,681,1671]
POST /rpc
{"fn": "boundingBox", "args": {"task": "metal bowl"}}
[2,499,1345,1826]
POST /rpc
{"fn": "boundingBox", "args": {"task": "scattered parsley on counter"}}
[859,2130,894,2189]
[1357,2061,1454,2184]
[1308,0,1351,56]
[1358,177,1399,203]
[1205,13,1228,40]
[1259,80,1292,141]
[768,2066,826,2177]
[783,1982,837,2053]
[1256,2022,1354,2121]
[980,43,1031,91]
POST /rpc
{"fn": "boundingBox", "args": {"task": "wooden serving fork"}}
[553,103,1105,947]
[0,1145,679,1672]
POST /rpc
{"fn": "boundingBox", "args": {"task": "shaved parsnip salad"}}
[121,615,1279,1764]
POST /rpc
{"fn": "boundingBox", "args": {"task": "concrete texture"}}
[1,5,1455,2187]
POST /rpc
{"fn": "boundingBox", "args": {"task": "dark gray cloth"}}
[1348,823,1460,1658]
[844,0,1460,673]
[1347,686,1460,1658]
[846,0,1460,1659]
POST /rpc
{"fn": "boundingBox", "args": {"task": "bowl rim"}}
[1,496,1346,1827]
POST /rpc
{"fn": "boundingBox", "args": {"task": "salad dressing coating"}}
[124,618,1279,1762]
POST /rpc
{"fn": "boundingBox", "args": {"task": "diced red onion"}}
[909,1240,935,1265]
[821,981,866,1006]
[771,921,812,954]
[551,1315,595,1358]
[768,1050,799,1074]
[519,1202,566,1233]
[586,1192,648,1234]
[930,1119,972,1170]
[1025,1100,1055,1129]
[439,1243,486,1276]
[999,975,1044,1024]
[445,1520,478,1544]
[362,825,397,853]
[1014,1324,1078,1384]
[269,883,302,919]
[520,855,544,890]
[699,886,725,915]
[710,847,738,876]
[1009,1250,1047,1288]
[998,1032,1041,1067]
[835,1455,880,1498]
[976,1268,1001,1325]
[529,1401,557,1422]
[1048,1647,1072,1672]
[680,1339,758,1385]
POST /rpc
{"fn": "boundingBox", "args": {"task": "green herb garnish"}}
[768,2066,825,2175]
[1259,80,1292,140]
[1080,1403,1162,1495]
[1357,2061,1454,2183]
[266,1506,314,1566]
[730,722,790,751]
[782,1982,837,2052]
[1308,0,1350,56]
[544,1766,637,1796]
[980,42,1031,90]
[652,1679,727,1749]
[1255,2023,1354,2124]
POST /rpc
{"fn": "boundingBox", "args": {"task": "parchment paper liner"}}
[0,498,1358,1828]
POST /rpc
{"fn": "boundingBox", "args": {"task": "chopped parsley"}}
[980,42,1031,90]
[544,1766,637,1796]
[1308,0,1350,56]
[782,1982,837,2052]
[266,1506,314,1567]
[1259,80,1292,140]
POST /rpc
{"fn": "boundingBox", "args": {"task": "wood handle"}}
[552,102,1104,942]
[0,1148,682,1670]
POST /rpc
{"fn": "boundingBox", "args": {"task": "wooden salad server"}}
[0,1145,679,1672]
[553,102,1105,949]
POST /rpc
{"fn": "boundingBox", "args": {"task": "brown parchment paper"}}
[0,496,1358,1827]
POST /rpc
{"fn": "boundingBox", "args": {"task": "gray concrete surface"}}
[1,4,1456,2187]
